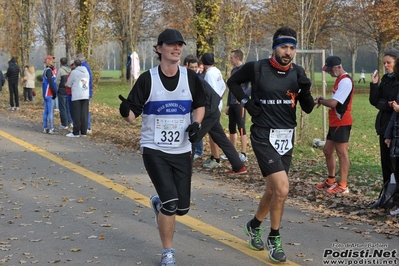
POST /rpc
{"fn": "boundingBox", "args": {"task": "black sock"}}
[327,175,336,183]
[215,158,220,163]
[250,216,262,229]
[241,152,247,157]
[210,155,215,161]
[269,228,280,237]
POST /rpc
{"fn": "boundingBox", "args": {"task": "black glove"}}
[244,99,262,116]
[185,122,201,143]
[298,75,311,92]
[52,91,57,100]
[119,94,131,117]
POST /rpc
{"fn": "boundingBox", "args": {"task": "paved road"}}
[0,112,397,266]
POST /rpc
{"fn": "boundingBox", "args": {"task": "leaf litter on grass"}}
[1,99,397,237]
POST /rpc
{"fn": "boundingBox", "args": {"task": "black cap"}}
[322,56,341,72]
[201,53,214,65]
[157,29,186,45]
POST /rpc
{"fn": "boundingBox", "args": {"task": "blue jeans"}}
[53,97,59,109]
[58,94,73,127]
[43,96,54,129]
[195,139,203,156]
[88,99,91,129]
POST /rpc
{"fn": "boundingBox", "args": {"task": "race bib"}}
[154,118,186,146]
[269,129,294,155]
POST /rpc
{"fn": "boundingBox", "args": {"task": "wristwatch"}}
[241,98,249,105]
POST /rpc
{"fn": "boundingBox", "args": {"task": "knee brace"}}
[160,199,178,216]
[176,207,190,216]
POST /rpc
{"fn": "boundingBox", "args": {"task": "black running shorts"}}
[326,126,351,143]
[142,147,192,215]
[250,125,293,177]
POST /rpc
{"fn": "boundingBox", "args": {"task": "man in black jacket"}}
[5,57,20,110]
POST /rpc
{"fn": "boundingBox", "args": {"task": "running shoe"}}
[315,179,336,190]
[243,221,265,250]
[150,195,161,228]
[160,249,176,266]
[220,154,228,160]
[66,133,79,137]
[202,158,213,165]
[239,153,248,162]
[390,205,399,215]
[48,128,56,134]
[226,166,247,174]
[193,154,201,160]
[266,235,286,262]
[326,184,349,194]
[203,160,221,169]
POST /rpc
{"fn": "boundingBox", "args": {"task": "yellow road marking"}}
[0,129,300,266]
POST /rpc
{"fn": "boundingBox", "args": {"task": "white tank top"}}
[140,66,193,154]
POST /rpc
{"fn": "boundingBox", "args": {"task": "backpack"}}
[370,173,397,209]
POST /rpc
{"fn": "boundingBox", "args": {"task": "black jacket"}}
[5,57,20,85]
[369,74,399,135]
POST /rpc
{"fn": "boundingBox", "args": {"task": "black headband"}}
[272,36,297,50]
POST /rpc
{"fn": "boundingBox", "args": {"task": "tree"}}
[352,0,399,74]
[194,0,221,56]
[36,0,64,56]
[0,0,38,65]
[75,0,90,55]
[108,0,144,81]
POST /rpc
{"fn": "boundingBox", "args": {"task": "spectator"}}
[358,67,366,83]
[5,57,20,110]
[22,65,35,102]
[384,56,399,216]
[369,50,399,207]
[223,49,251,162]
[66,60,76,126]
[184,57,203,160]
[56,57,72,130]
[65,59,90,137]
[315,55,354,194]
[42,55,58,134]
[76,54,93,134]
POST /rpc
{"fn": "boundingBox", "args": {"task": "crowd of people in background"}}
[0,53,92,137]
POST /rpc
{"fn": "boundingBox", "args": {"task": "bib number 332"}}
[154,118,185,146]
[269,129,294,155]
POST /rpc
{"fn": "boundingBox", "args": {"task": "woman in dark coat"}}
[370,50,399,193]
[384,56,399,216]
